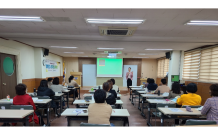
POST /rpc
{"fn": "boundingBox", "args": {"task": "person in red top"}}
[12,83,45,126]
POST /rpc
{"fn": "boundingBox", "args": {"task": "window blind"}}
[182,50,201,80]
[157,58,169,78]
[199,46,218,82]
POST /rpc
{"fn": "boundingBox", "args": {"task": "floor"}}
[1,92,171,127]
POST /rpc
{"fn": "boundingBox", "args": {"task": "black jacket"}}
[106,92,116,105]
[37,86,55,97]
[147,83,158,91]
[109,89,117,98]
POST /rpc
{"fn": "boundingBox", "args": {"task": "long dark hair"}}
[68,76,74,83]
[39,80,48,88]
[171,82,181,94]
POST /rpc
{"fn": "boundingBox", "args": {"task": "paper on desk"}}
[171,98,177,102]
[32,98,38,102]
[196,106,203,111]
[73,109,84,113]
[168,108,183,112]
[36,100,43,102]
[162,92,169,96]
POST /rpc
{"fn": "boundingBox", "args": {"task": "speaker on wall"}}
[44,49,49,57]
[166,52,171,59]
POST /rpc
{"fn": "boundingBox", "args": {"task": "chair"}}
[110,105,116,109]
[0,103,12,109]
[80,122,110,127]
[151,103,176,126]
[37,96,52,118]
[10,105,35,126]
[84,96,92,100]
[112,85,119,93]
[185,119,217,125]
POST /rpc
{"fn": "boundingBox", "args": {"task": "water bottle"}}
[6,95,10,101]
[98,86,100,89]
[34,88,36,92]
[158,90,160,96]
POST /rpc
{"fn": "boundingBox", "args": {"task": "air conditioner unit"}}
[99,26,137,36]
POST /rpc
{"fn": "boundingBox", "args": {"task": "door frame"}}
[0,45,22,83]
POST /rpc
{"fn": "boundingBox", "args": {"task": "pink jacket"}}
[126,71,133,80]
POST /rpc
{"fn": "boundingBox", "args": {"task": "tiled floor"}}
[0,92,168,127]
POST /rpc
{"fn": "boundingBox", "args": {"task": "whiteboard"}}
[82,64,96,86]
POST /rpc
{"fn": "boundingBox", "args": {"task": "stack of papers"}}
[73,109,84,114]
[32,98,38,102]
[162,92,169,96]
[168,108,183,112]
[196,106,203,111]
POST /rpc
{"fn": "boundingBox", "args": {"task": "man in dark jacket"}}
[147,78,158,91]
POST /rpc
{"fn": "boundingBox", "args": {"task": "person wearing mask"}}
[67,76,78,98]
[144,78,150,88]
[88,89,114,126]
[201,84,218,124]
[12,84,45,126]
[47,77,53,89]
[37,80,59,115]
[110,78,119,93]
[107,80,117,98]
[154,79,170,93]
[103,82,116,105]
[147,78,158,92]
[177,83,201,106]
[168,82,184,99]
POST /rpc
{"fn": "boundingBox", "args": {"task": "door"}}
[0,53,17,99]
[82,64,96,87]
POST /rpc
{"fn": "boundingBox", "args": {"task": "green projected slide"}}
[171,75,180,82]
[97,58,123,77]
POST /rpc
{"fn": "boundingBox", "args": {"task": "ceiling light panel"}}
[64,52,84,54]
[185,20,218,26]
[86,19,145,24]
[145,49,172,50]
[0,16,44,22]
[97,48,124,50]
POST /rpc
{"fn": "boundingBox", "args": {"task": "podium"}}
[140,78,147,85]
[70,72,82,86]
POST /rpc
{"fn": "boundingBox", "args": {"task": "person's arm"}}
[28,96,36,111]
[126,72,128,80]
[201,99,211,115]
[113,90,117,98]
[49,89,55,96]
[168,91,172,99]
[154,86,160,93]
[176,95,183,105]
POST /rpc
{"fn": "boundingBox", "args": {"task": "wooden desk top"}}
[158,108,202,116]
[137,91,147,94]
[74,100,123,105]
[0,110,34,118]
[131,88,144,90]
[129,86,141,88]
[83,93,121,97]
[141,94,168,98]
[0,99,52,104]
[61,108,130,117]
[147,99,176,104]
[27,92,64,97]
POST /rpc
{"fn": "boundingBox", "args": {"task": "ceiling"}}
[0,9,217,58]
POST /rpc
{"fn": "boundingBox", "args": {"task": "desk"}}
[146,99,176,126]
[130,88,145,105]
[0,110,34,126]
[62,90,70,108]
[83,93,121,98]
[158,108,202,126]
[0,99,51,126]
[61,108,130,126]
[129,86,141,101]
[140,94,168,118]
[137,91,147,110]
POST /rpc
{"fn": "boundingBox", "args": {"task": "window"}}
[182,50,201,80]
[157,58,169,78]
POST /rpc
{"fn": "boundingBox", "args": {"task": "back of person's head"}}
[107,80,113,89]
[103,82,110,92]
[147,78,150,84]
[171,82,181,94]
[15,83,27,95]
[94,89,106,103]
[47,78,53,82]
[53,77,59,85]
[40,80,48,88]
[186,83,197,93]
[149,78,155,84]
[210,84,218,97]
[68,76,74,83]
[110,78,115,85]
[161,78,167,85]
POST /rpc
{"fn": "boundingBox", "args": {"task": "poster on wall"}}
[45,60,59,72]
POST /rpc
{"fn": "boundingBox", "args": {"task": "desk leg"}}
[72,89,75,105]
[25,116,29,126]
[138,93,141,110]
[129,88,131,101]
[78,87,80,99]
[60,96,63,114]
[47,102,50,126]
[147,103,152,126]
[131,90,134,105]
[67,92,69,108]
[141,97,145,117]
[67,117,70,126]
[161,112,164,126]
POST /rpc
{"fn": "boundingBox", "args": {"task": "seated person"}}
[50,77,66,92]
[88,89,113,125]
[13,84,45,126]
[37,80,59,114]
[144,78,150,88]
[177,83,201,106]
[110,78,119,92]
[154,79,170,93]
[47,77,53,89]
[147,78,158,92]
[107,80,117,98]
[201,84,218,124]
[103,82,116,105]
[67,76,78,97]
[168,82,184,99]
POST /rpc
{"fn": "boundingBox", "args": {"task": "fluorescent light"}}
[86,19,145,24]
[186,20,218,26]
[0,16,44,21]
[145,49,173,50]
[97,48,124,50]
[51,46,77,48]
[64,52,84,54]
[133,57,149,58]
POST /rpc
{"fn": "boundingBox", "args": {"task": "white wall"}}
[0,39,35,79]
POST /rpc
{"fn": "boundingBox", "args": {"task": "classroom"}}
[0,5,218,128]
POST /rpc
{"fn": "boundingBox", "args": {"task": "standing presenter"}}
[126,67,133,91]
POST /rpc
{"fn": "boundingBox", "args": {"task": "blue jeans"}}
[110,123,115,126]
